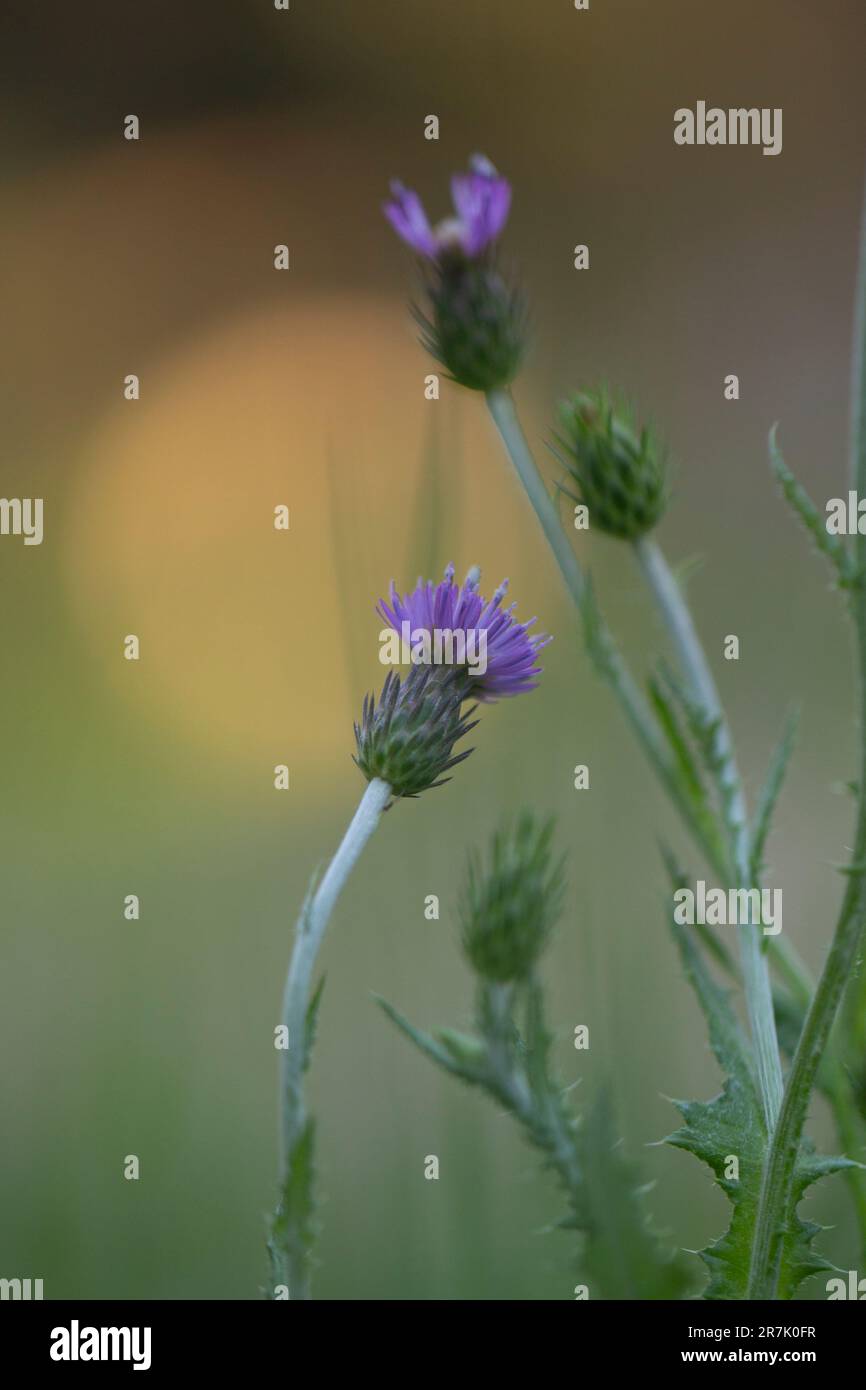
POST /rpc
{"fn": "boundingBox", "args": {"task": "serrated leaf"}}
[648,674,706,802]
[657,664,742,864]
[769,425,857,587]
[648,674,727,868]
[750,708,798,881]
[376,995,473,1080]
[576,1089,692,1300]
[303,975,326,1073]
[666,901,851,1298]
[268,1119,318,1284]
[382,980,689,1300]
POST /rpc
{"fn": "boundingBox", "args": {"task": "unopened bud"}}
[558,390,667,540]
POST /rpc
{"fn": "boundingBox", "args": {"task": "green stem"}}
[274,775,391,1298]
[490,388,814,1007]
[481,982,582,1199]
[747,175,866,1297]
[825,1055,866,1244]
[633,536,783,1132]
[486,375,866,1271]
[485,388,708,861]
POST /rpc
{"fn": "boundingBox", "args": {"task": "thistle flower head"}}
[353,663,478,800]
[460,811,565,983]
[384,156,524,392]
[557,390,668,540]
[377,563,550,702]
[384,154,511,262]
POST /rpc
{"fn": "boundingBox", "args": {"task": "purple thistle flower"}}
[384,155,511,262]
[377,564,550,702]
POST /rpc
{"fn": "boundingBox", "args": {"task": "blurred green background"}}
[2,0,866,1299]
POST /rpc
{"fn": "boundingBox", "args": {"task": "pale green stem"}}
[633,535,783,1132]
[276,775,391,1298]
[747,171,866,1298]
[486,374,866,1276]
[485,388,704,852]
[486,391,813,993]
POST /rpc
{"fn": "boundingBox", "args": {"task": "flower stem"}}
[485,388,701,847]
[633,535,783,1132]
[274,775,391,1298]
[746,171,866,1298]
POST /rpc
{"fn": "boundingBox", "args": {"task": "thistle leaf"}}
[375,995,474,1080]
[381,981,688,1301]
[769,425,857,587]
[303,975,327,1073]
[576,1089,692,1300]
[667,903,853,1298]
[750,707,799,881]
[268,1119,318,1284]
[648,673,727,866]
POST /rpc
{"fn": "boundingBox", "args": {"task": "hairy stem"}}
[633,536,783,1132]
[274,775,391,1298]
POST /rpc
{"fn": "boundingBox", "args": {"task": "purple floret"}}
[377,564,550,702]
[383,155,511,262]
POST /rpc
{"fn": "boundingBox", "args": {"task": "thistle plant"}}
[384,154,866,1298]
[268,566,548,1299]
[379,812,690,1299]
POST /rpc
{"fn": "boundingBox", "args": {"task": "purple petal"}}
[383,182,438,258]
[451,164,511,257]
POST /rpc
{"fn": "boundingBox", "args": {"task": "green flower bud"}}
[417,255,526,393]
[460,812,564,983]
[557,390,668,540]
[354,664,477,800]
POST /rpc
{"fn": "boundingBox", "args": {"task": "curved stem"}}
[633,536,783,1131]
[274,776,391,1298]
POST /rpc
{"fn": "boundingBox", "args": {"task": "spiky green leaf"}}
[667,904,852,1297]
[268,1119,317,1288]
[648,674,727,868]
[303,975,327,1073]
[750,707,798,881]
[375,995,474,1081]
[576,1090,692,1300]
[769,425,858,587]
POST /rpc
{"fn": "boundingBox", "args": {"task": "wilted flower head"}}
[557,389,668,541]
[354,664,478,800]
[377,564,550,702]
[384,156,524,392]
[461,811,565,983]
[384,154,511,263]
